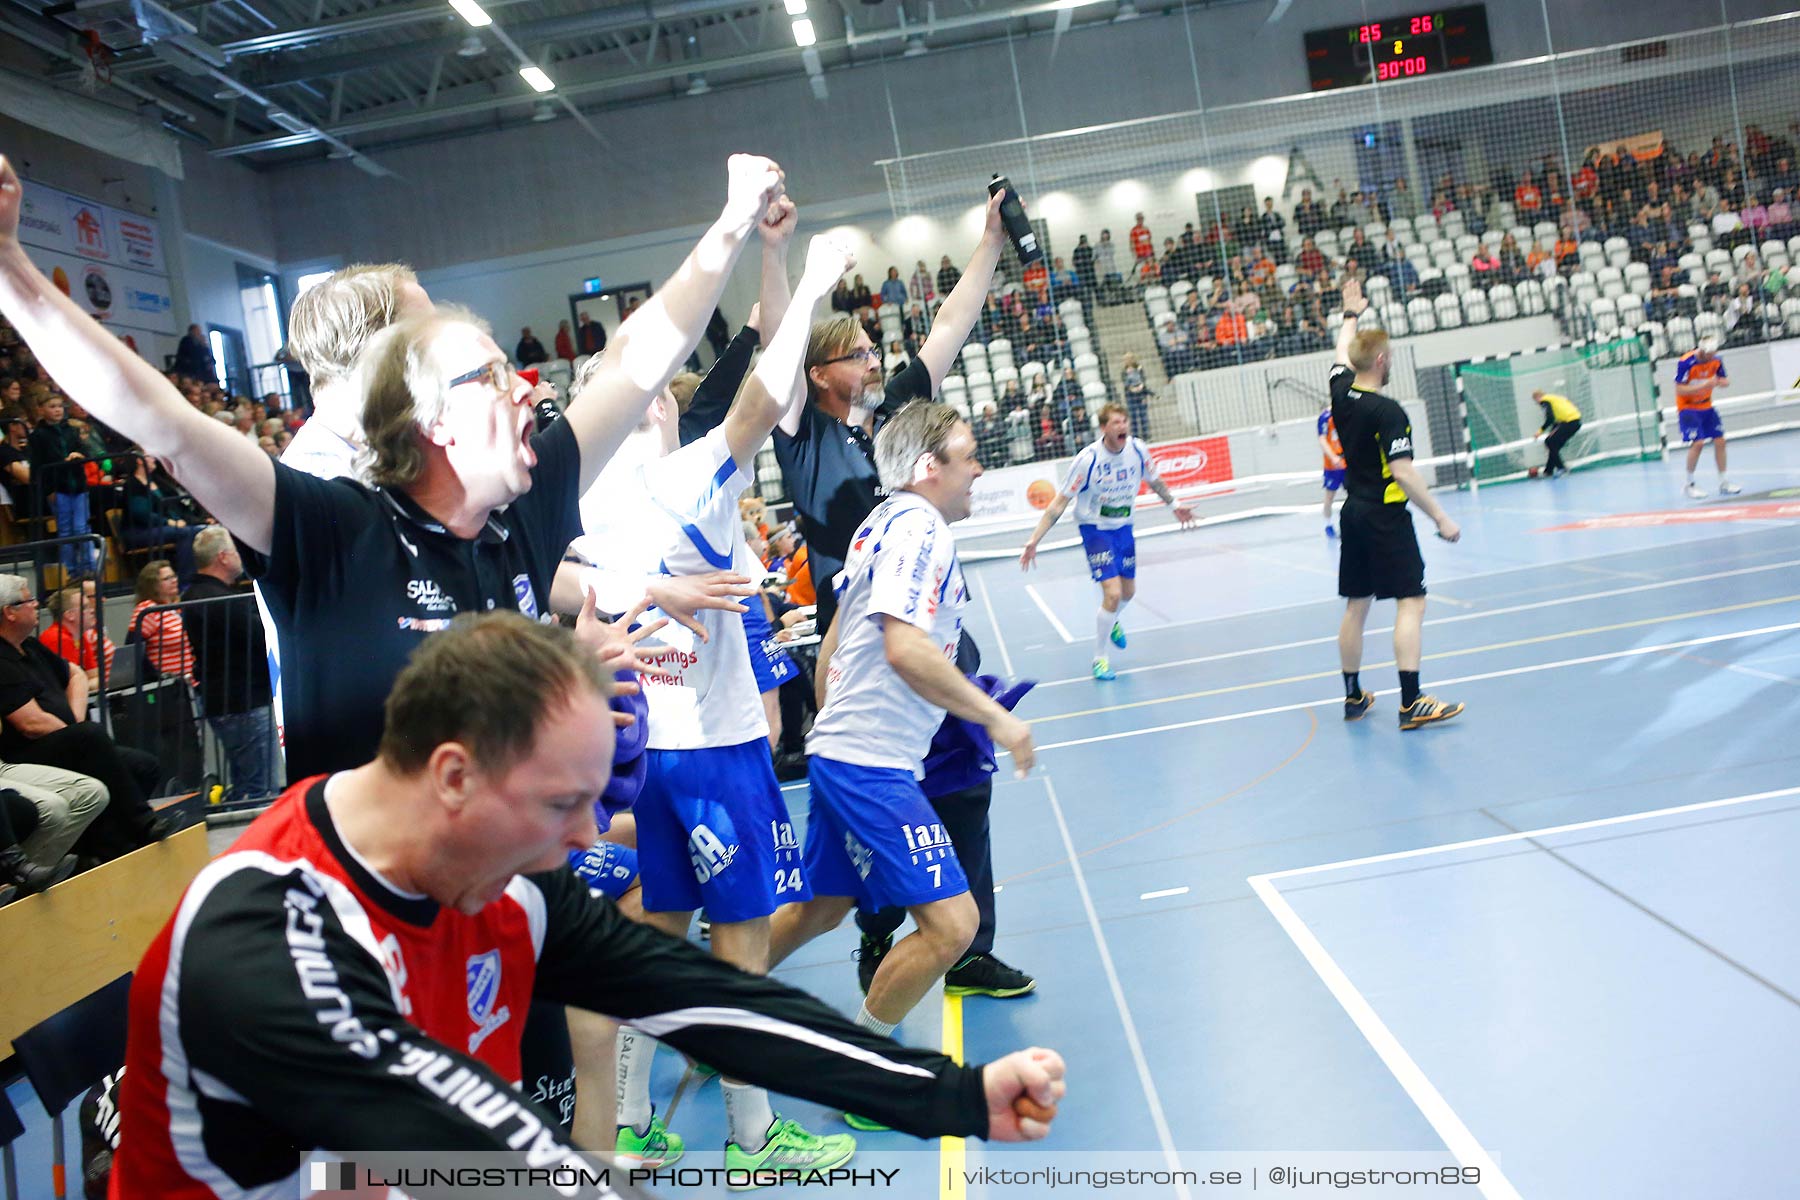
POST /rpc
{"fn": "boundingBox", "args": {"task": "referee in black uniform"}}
[1330,278,1465,730]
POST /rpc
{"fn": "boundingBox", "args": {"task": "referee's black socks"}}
[1343,671,1361,699]
[1399,671,1421,708]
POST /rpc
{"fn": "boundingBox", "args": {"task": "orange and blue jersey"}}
[1317,409,1343,469]
[1674,352,1726,411]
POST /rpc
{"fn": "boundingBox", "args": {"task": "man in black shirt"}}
[1329,279,1465,731]
[515,326,549,366]
[0,573,173,858]
[774,189,1009,634]
[0,151,786,778]
[183,527,276,804]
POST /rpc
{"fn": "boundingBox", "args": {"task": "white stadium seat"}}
[1462,288,1491,324]
[1624,262,1651,296]
[1434,292,1463,329]
[1666,316,1697,355]
[1446,263,1472,295]
[1603,237,1631,269]
[1614,292,1645,332]
[1488,282,1519,320]
[1407,296,1437,334]
[1694,311,1724,345]
[1589,296,1619,336]
[1381,302,1410,337]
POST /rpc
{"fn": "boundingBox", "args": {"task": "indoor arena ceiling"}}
[2,0,1235,172]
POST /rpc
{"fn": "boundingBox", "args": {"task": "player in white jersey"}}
[768,400,1036,1085]
[572,224,862,1177]
[1018,404,1194,680]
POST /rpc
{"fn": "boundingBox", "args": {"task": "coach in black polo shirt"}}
[774,191,1011,633]
[0,151,789,777]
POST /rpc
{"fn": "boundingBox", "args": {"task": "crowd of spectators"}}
[0,312,283,903]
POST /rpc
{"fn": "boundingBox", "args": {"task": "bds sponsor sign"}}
[1140,435,1232,498]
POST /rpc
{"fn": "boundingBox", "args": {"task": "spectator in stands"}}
[1120,353,1150,437]
[1050,256,1078,297]
[1129,213,1153,262]
[1294,188,1327,238]
[42,582,116,686]
[1072,235,1097,299]
[765,525,814,608]
[1094,230,1120,302]
[173,324,214,382]
[848,273,873,312]
[1647,266,1684,322]
[973,402,1006,465]
[26,392,98,577]
[936,254,962,296]
[553,320,575,361]
[1345,228,1380,277]
[1005,402,1033,464]
[0,415,30,519]
[0,574,174,858]
[122,451,200,583]
[1554,227,1580,272]
[879,267,908,309]
[1497,233,1529,282]
[183,526,275,805]
[830,277,854,314]
[1214,304,1249,352]
[910,260,935,305]
[516,327,548,367]
[1389,177,1419,221]
[1259,197,1288,264]
[130,559,194,684]
[576,311,606,356]
[1724,282,1762,345]
[1469,244,1502,279]
[1741,194,1770,241]
[1296,236,1328,282]
[1158,237,1180,284]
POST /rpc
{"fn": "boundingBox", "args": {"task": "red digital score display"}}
[1304,6,1493,92]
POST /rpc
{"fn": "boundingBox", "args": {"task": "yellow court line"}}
[1031,593,1800,725]
[940,990,965,1200]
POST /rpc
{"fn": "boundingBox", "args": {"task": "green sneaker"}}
[724,1117,856,1188]
[1092,657,1116,681]
[1110,621,1127,649]
[615,1113,684,1169]
[842,1112,891,1132]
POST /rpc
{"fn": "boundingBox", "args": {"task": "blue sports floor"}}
[7,433,1798,1199]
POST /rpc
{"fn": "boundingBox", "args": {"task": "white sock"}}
[1095,606,1115,655]
[616,1028,655,1134]
[1687,472,1696,485]
[723,1081,775,1151]
[854,1003,897,1038]
[1115,597,1132,628]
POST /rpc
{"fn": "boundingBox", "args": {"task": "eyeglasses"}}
[2,597,38,610]
[448,359,517,394]
[823,347,881,366]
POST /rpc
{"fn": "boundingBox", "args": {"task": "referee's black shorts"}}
[1338,498,1426,600]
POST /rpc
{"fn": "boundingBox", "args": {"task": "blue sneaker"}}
[1109,621,1127,649]
[1092,657,1116,681]
[1324,524,1337,538]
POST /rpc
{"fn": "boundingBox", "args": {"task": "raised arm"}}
[724,234,854,470]
[756,197,797,349]
[0,156,276,552]
[560,155,785,492]
[913,193,1008,391]
[1334,276,1365,367]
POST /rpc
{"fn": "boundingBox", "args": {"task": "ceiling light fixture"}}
[448,0,492,28]
[520,64,555,92]
[791,18,816,46]
[784,0,807,13]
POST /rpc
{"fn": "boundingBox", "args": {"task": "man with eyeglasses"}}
[0,151,788,780]
[775,189,1013,637]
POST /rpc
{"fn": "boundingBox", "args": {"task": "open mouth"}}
[517,405,538,469]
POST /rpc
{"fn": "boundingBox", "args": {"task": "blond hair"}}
[289,263,420,389]
[1347,329,1390,373]
[804,314,864,401]
[355,305,489,489]
[1097,402,1128,425]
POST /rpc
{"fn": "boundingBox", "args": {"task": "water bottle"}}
[988,175,1044,266]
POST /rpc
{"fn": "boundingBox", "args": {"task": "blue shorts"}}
[567,841,640,899]
[742,600,798,693]
[635,740,809,921]
[1323,468,1346,492]
[801,757,970,910]
[1679,407,1725,443]
[1078,523,1137,582]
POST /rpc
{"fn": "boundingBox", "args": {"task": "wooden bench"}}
[0,823,210,1047]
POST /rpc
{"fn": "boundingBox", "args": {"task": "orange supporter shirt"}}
[40,622,117,675]
[1130,224,1154,259]
[785,545,816,607]
[1214,311,1248,345]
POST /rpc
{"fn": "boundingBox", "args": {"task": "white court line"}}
[1247,874,1521,1200]
[1041,776,1191,1198]
[1245,784,1800,1200]
[1034,620,1800,751]
[1029,557,1800,690]
[1139,886,1191,901]
[973,570,1016,678]
[1024,583,1075,643]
